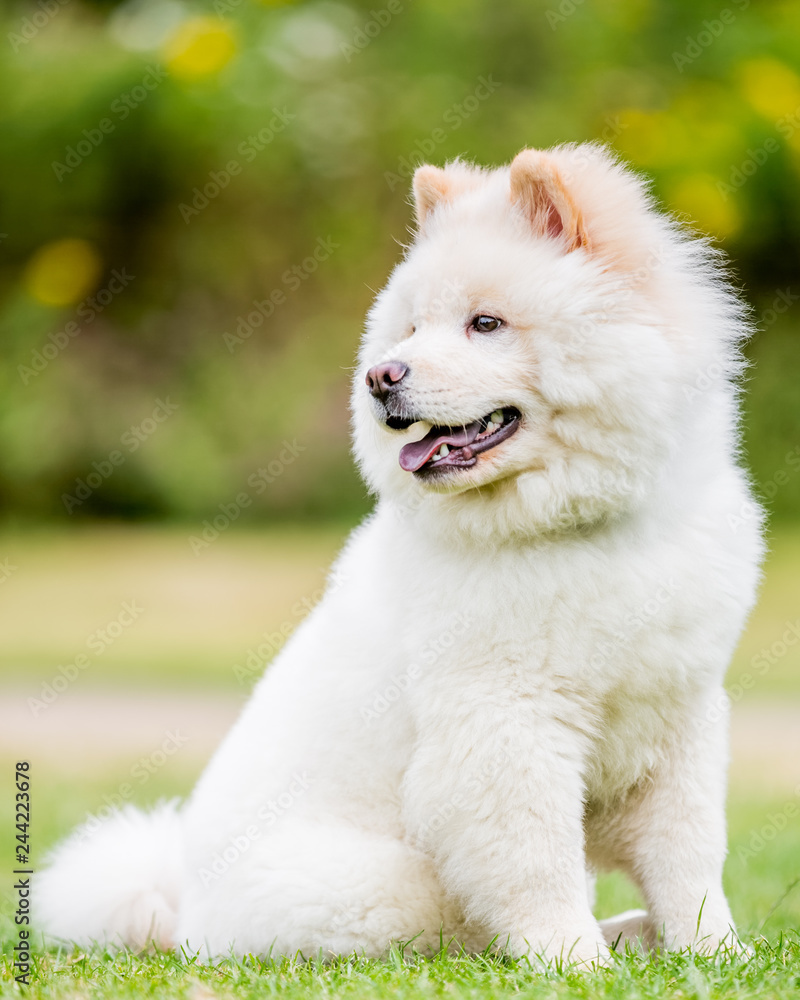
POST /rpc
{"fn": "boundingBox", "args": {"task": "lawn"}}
[3,936,800,1000]
[2,802,799,1000]
[0,522,798,996]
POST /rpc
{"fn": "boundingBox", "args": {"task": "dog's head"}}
[352,144,745,541]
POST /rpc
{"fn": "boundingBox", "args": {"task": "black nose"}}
[365,361,409,402]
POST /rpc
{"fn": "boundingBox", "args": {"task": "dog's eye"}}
[470,315,502,333]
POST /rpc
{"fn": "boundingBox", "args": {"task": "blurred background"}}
[0,0,798,940]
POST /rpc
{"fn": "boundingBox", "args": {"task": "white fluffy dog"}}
[38,144,763,966]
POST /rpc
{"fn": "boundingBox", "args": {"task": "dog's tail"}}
[598,908,653,952]
[35,801,182,951]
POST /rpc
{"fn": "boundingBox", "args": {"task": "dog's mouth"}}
[396,407,521,475]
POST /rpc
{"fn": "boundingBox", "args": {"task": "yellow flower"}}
[666,174,740,239]
[738,57,800,121]
[616,109,690,168]
[163,17,237,81]
[24,239,102,307]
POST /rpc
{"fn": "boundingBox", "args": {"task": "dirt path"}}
[1,690,798,794]
[0,690,244,776]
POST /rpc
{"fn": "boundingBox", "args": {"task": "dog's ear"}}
[509,149,590,252]
[412,166,451,232]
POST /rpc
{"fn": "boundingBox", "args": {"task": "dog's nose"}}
[365,361,409,401]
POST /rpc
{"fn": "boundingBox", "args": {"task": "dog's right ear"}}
[412,166,451,233]
[509,149,590,252]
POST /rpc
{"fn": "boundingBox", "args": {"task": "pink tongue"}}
[399,419,483,472]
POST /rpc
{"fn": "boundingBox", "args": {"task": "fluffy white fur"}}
[37,144,763,966]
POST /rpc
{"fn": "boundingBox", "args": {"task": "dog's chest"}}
[397,538,705,794]
[402,541,692,688]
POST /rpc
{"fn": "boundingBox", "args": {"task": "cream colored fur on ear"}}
[509,148,590,251]
[412,161,485,232]
[412,166,450,230]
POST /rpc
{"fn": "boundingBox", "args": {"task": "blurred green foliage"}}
[1,0,799,523]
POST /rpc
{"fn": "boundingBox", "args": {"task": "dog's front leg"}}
[612,690,741,954]
[404,689,608,966]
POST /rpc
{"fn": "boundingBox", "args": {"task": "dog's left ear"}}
[412,166,451,232]
[509,149,590,252]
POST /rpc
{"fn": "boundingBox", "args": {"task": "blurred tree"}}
[0,0,798,522]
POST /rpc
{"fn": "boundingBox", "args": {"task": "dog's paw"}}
[689,929,752,959]
[507,924,611,969]
[658,919,750,958]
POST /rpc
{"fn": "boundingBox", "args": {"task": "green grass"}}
[1,769,798,997]
[3,938,800,1000]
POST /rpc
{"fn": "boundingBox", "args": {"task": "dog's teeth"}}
[437,445,450,459]
[490,410,504,424]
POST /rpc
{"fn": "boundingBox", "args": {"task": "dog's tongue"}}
[399,419,483,472]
